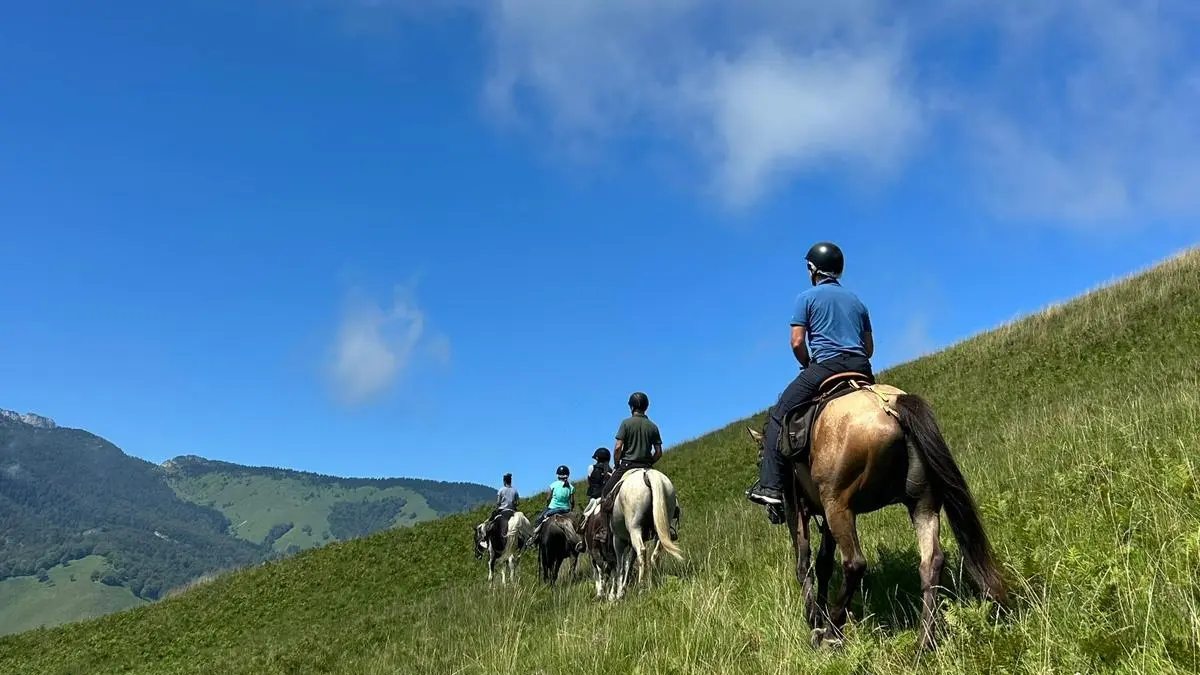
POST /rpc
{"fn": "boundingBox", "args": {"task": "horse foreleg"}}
[824,504,866,647]
[789,499,817,637]
[909,498,945,652]
[813,523,836,638]
[591,558,605,599]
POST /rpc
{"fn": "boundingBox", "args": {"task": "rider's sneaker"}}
[746,483,784,506]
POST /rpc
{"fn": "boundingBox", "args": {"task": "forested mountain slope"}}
[0,416,495,636]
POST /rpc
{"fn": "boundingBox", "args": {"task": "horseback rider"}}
[584,447,613,517]
[592,392,663,541]
[745,241,876,523]
[483,473,519,538]
[526,465,578,546]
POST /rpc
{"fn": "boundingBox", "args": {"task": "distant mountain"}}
[0,409,56,429]
[161,455,497,554]
[0,409,494,636]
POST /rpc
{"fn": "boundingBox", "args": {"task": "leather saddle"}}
[779,371,874,516]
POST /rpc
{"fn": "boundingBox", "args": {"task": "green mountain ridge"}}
[162,454,496,553]
[1,245,1197,674]
[0,418,496,637]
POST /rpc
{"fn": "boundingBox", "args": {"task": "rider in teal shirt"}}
[527,465,576,544]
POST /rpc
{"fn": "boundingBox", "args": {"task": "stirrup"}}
[766,504,785,525]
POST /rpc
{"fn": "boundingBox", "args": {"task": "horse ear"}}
[746,426,764,443]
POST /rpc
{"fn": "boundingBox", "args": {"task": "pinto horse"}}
[747,375,1006,651]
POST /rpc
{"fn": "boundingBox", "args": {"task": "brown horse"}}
[746,375,1006,651]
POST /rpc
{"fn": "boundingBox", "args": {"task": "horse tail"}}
[892,393,1007,605]
[647,471,683,561]
[507,513,530,555]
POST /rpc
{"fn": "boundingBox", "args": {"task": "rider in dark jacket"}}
[586,447,613,501]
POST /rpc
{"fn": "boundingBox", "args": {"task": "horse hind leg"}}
[823,504,867,647]
[909,497,946,651]
[628,525,648,588]
[614,537,635,600]
[646,538,661,583]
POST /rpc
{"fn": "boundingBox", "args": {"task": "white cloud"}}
[346,0,1200,225]
[697,39,921,208]
[327,284,448,405]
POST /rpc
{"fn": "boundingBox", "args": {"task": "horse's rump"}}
[783,374,883,459]
[541,513,581,546]
[614,468,682,561]
[494,514,511,541]
[780,379,907,514]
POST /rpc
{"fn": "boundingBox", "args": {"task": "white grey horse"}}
[473,511,533,585]
[609,467,683,600]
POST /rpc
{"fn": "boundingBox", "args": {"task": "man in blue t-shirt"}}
[745,241,876,522]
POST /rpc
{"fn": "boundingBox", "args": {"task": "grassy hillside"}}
[2,247,1198,675]
[164,456,495,553]
[0,557,146,636]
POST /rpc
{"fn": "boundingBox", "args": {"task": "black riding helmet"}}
[592,447,611,462]
[805,241,844,279]
[628,391,649,411]
[556,464,570,478]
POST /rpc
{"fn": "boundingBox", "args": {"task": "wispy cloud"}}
[326,283,449,406]
[350,0,1200,226]
[896,313,936,364]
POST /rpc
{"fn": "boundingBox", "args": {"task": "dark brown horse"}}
[536,512,584,586]
[746,376,1006,651]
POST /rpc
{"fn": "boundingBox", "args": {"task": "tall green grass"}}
[2,247,1197,675]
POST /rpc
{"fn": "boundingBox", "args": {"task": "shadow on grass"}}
[856,546,971,633]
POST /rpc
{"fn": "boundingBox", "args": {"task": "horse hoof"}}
[809,629,825,649]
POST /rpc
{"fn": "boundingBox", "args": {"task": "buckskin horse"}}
[746,373,1006,651]
[473,510,533,585]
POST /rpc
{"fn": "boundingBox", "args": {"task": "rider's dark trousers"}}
[599,459,655,506]
[487,507,514,524]
[533,507,569,528]
[759,353,874,492]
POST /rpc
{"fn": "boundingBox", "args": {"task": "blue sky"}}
[2,0,1198,493]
